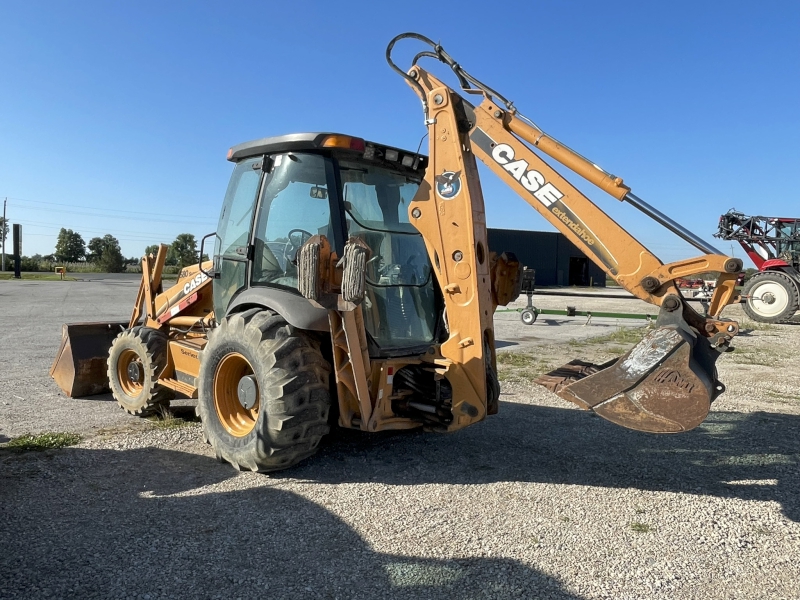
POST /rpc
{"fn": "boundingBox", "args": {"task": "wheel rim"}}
[117,348,144,397]
[522,310,534,324]
[214,352,259,437]
[749,281,790,317]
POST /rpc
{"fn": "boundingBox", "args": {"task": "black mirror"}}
[199,231,218,279]
[310,186,328,199]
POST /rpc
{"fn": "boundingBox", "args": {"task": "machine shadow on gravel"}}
[0,446,581,600]
[297,404,800,522]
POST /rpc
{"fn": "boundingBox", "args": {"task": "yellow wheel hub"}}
[213,352,259,437]
[117,348,144,398]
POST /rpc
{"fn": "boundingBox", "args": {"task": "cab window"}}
[251,153,332,289]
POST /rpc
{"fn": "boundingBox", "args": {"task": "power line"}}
[5,195,218,222]
[13,219,204,242]
[10,206,216,226]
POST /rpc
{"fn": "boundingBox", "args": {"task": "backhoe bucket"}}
[49,322,128,397]
[536,326,721,433]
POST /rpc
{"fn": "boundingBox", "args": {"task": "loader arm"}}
[387,33,742,433]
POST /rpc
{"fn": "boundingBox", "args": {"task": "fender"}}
[225,286,329,331]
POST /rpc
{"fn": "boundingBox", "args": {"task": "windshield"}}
[340,160,437,350]
[251,153,332,289]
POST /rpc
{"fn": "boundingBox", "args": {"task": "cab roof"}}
[227,132,427,173]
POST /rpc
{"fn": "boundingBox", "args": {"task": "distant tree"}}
[144,244,160,258]
[86,237,104,262]
[170,233,198,268]
[54,228,86,262]
[88,234,125,273]
[0,217,8,246]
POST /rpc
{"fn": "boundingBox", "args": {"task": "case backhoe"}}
[51,33,743,472]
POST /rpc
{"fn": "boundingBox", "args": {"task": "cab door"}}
[213,157,263,317]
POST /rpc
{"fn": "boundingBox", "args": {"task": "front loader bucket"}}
[49,322,128,397]
[536,326,722,433]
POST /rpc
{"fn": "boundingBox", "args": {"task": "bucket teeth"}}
[535,359,611,399]
[536,326,720,434]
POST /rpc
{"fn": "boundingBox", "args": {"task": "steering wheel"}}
[283,228,314,264]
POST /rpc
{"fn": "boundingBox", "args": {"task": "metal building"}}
[487,228,606,287]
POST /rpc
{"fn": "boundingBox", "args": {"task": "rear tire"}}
[742,272,799,323]
[196,308,332,472]
[107,326,173,416]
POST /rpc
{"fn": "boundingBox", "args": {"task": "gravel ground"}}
[1,280,799,599]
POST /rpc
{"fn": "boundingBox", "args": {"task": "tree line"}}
[5,229,203,273]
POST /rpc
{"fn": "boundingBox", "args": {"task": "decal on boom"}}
[469,127,619,275]
[435,170,462,199]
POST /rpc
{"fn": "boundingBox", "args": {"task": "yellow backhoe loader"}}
[51,33,743,472]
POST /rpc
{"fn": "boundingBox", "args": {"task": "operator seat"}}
[253,237,289,285]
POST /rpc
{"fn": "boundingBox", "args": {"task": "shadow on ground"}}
[296,403,800,522]
[0,445,579,600]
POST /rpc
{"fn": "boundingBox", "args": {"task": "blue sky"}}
[0,1,798,265]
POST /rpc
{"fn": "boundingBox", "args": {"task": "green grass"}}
[629,522,652,533]
[763,389,800,402]
[738,319,778,332]
[728,346,784,366]
[496,352,540,367]
[0,273,77,281]
[496,351,556,382]
[2,432,82,452]
[569,326,649,348]
[147,406,195,429]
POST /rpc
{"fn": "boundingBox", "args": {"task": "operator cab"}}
[214,132,439,356]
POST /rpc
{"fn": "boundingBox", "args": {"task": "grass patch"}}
[2,432,82,452]
[147,406,195,429]
[738,319,778,333]
[569,326,648,349]
[0,273,77,281]
[496,352,540,367]
[728,346,784,366]
[763,390,800,402]
[496,351,555,383]
[629,522,652,533]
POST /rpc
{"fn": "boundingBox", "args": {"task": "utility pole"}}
[2,197,6,272]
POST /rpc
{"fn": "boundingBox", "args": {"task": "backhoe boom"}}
[388,33,742,433]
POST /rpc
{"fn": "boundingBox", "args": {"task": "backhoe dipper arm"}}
[388,33,742,434]
[405,64,740,336]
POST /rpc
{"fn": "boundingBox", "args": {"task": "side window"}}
[213,158,261,317]
[251,153,332,289]
[215,160,261,261]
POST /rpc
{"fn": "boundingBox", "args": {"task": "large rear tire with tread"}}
[742,271,799,323]
[107,326,174,416]
[196,308,332,472]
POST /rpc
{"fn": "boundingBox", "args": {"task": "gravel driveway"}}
[1,280,799,599]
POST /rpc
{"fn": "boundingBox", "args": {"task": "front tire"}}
[197,308,332,472]
[107,326,173,416]
[742,272,799,323]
